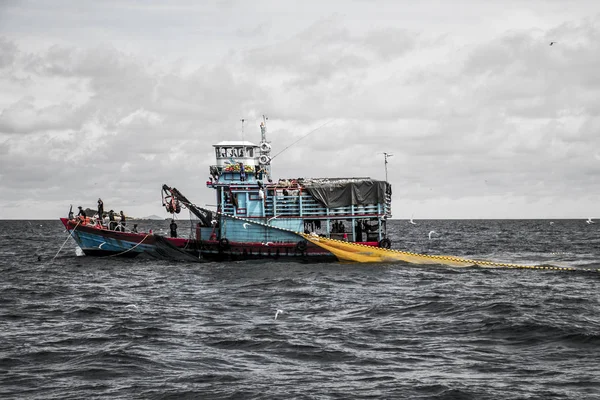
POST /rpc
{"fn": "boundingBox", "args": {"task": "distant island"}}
[137,215,163,220]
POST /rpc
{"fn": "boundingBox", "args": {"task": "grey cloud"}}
[0,96,85,134]
[362,28,415,61]
[236,21,271,38]
[0,37,17,68]
[243,17,417,90]
[1,5,600,218]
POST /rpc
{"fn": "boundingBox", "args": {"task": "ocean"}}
[1,219,599,399]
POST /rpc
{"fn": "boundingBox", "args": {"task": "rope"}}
[270,120,334,161]
[52,220,81,261]
[106,234,151,257]
[203,210,600,273]
[56,219,149,259]
[299,233,600,273]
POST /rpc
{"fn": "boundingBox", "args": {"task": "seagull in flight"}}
[125,304,140,313]
[428,230,436,240]
[243,223,250,229]
[274,309,283,320]
[550,41,557,46]
[586,218,594,224]
[409,215,417,225]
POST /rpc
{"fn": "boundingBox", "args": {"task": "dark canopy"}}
[304,179,391,208]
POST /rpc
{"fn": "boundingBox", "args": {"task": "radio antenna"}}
[381,152,393,182]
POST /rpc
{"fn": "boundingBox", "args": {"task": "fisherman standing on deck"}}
[119,211,126,232]
[108,210,116,230]
[239,162,246,181]
[170,219,178,238]
[77,206,86,221]
[97,198,104,221]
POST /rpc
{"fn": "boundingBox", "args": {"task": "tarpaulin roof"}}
[303,178,391,208]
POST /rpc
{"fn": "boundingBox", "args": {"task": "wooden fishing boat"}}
[61,118,393,262]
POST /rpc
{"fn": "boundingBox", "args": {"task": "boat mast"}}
[260,115,268,143]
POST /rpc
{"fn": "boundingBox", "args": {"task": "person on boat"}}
[108,210,116,230]
[97,198,104,220]
[77,206,86,221]
[239,162,246,181]
[170,219,178,238]
[355,220,363,242]
[132,224,138,233]
[118,211,126,231]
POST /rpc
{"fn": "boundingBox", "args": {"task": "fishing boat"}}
[59,216,202,260]
[61,118,393,261]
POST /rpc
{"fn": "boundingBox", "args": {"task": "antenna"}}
[240,118,245,142]
[381,152,393,182]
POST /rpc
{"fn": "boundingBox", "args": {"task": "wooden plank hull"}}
[59,218,339,261]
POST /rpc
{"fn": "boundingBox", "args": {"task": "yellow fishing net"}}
[205,211,592,272]
[300,234,582,271]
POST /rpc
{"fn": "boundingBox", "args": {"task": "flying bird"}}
[550,41,557,46]
[586,218,594,224]
[428,230,436,240]
[243,223,250,229]
[409,215,417,225]
[274,309,283,320]
[125,304,141,313]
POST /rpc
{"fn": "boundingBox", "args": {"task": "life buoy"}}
[296,240,308,252]
[259,155,271,165]
[260,142,271,152]
[379,238,391,249]
[219,238,230,250]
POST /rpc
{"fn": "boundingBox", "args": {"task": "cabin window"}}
[249,192,262,201]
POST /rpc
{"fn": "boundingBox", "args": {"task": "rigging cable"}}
[52,220,81,261]
[270,120,334,161]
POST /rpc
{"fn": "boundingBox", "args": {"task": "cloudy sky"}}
[1,0,599,219]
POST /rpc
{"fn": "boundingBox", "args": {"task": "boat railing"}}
[221,192,385,218]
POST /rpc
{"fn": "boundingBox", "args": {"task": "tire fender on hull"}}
[295,240,308,253]
[219,238,230,250]
[378,238,391,249]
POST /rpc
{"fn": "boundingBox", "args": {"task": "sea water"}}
[1,219,599,399]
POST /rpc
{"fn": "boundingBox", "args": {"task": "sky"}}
[1,0,599,219]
